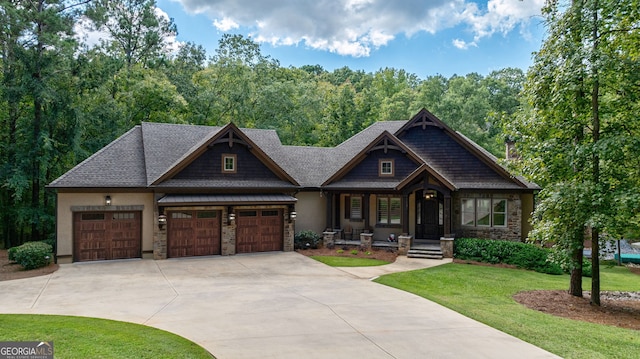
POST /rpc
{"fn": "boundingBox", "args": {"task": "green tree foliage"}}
[1,0,525,250]
[509,0,640,304]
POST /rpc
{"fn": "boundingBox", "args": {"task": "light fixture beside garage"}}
[158,214,167,230]
[290,211,297,221]
[105,195,112,206]
[228,208,236,224]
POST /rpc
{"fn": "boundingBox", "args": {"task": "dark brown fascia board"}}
[321,131,424,186]
[49,187,153,193]
[395,164,456,191]
[396,108,528,188]
[152,122,299,186]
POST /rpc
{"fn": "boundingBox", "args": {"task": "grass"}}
[375,263,640,359]
[0,314,212,358]
[310,255,389,267]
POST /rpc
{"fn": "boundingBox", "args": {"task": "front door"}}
[416,192,443,240]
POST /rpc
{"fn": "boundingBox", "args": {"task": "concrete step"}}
[407,248,443,260]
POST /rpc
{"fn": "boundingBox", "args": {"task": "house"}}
[49,109,539,263]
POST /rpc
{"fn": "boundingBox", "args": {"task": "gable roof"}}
[49,110,538,192]
[151,122,299,186]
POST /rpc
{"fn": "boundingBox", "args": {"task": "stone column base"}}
[440,237,454,258]
[323,231,336,248]
[360,233,373,250]
[398,235,412,256]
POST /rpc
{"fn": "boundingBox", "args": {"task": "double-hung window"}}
[377,196,401,225]
[222,154,236,173]
[461,198,507,227]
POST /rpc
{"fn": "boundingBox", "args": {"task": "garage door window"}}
[262,210,278,217]
[239,211,257,217]
[113,212,135,220]
[197,211,217,218]
[81,213,105,221]
[172,211,192,219]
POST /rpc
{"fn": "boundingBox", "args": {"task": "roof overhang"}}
[157,194,298,206]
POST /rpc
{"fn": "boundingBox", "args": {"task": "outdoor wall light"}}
[424,190,437,200]
[228,212,236,223]
[158,214,167,230]
[105,195,112,206]
[290,211,297,221]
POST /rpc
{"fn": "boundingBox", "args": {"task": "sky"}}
[154,0,548,78]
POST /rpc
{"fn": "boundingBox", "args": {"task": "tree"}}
[85,0,176,68]
[510,0,640,304]
[0,0,82,246]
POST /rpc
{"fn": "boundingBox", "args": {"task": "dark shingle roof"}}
[49,117,537,191]
[49,127,147,188]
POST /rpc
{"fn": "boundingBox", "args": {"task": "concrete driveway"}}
[0,252,559,359]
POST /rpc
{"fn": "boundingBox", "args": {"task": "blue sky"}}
[155,0,547,78]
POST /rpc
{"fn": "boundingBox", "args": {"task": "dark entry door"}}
[416,194,443,240]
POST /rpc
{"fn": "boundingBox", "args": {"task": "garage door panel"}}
[74,212,141,262]
[237,210,283,253]
[168,211,220,258]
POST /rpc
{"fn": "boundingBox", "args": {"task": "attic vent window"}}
[222,154,237,173]
[379,159,394,176]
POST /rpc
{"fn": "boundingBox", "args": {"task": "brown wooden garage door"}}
[236,209,283,253]
[167,210,221,258]
[74,212,141,262]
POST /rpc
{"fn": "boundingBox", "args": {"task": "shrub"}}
[294,230,321,250]
[350,250,359,255]
[454,238,562,275]
[7,246,18,262]
[11,241,53,270]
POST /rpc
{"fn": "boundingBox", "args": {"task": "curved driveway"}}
[0,252,559,359]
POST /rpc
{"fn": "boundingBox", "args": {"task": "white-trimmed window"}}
[377,196,401,225]
[379,159,394,176]
[461,198,507,227]
[350,196,362,220]
[222,154,236,173]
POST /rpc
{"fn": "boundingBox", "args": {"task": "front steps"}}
[407,247,443,260]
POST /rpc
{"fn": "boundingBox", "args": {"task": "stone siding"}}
[451,192,522,241]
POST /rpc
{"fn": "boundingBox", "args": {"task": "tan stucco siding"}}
[56,192,154,262]
[294,191,326,235]
[520,193,535,241]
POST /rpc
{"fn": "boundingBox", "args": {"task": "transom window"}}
[377,196,401,225]
[222,154,237,173]
[379,159,394,176]
[461,198,507,227]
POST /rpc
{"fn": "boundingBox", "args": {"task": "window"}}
[196,211,217,219]
[222,154,236,173]
[461,198,507,227]
[377,196,401,225]
[379,159,394,176]
[113,212,135,220]
[350,196,362,219]
[81,213,105,221]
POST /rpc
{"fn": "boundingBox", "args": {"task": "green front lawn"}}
[310,256,389,267]
[0,314,212,358]
[375,263,640,359]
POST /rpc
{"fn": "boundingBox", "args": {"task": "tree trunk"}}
[589,0,601,307]
[569,243,583,297]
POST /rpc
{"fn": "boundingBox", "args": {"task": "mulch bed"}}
[0,249,58,282]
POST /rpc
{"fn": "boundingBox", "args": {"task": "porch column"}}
[402,194,409,234]
[363,193,370,230]
[444,195,452,236]
[325,192,333,230]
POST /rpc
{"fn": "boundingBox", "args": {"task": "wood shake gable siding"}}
[173,142,282,182]
[339,149,419,182]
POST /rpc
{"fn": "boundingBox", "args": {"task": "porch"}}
[324,230,452,259]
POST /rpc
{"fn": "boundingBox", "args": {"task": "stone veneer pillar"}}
[397,234,412,256]
[154,226,167,259]
[323,231,336,248]
[440,237,454,258]
[360,232,373,250]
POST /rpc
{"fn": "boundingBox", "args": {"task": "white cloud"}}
[170,0,544,57]
[213,17,239,31]
[452,38,477,50]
